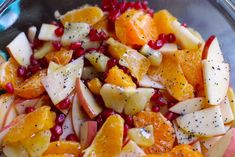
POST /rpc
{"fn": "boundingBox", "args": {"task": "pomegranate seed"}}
[141,1,148,10]
[98,45,108,54]
[50,134,59,142]
[119,65,129,74]
[52,41,62,51]
[55,114,66,125]
[102,70,109,81]
[158,33,166,42]
[17,66,27,77]
[148,40,156,49]
[30,55,39,66]
[74,48,85,58]
[168,102,176,108]
[69,42,82,50]
[147,8,154,17]
[165,112,179,121]
[152,105,160,112]
[123,115,134,127]
[99,31,108,40]
[155,97,168,106]
[107,58,118,69]
[5,82,14,93]
[151,90,162,102]
[57,98,71,110]
[133,1,142,10]
[96,114,104,129]
[25,107,35,114]
[108,10,121,22]
[50,125,63,137]
[54,27,64,37]
[166,33,176,43]
[32,39,43,49]
[89,29,100,41]
[123,123,129,138]
[182,23,187,27]
[101,109,115,120]
[117,2,126,13]
[38,58,49,68]
[132,45,142,51]
[155,39,165,49]
[28,64,42,74]
[66,134,79,142]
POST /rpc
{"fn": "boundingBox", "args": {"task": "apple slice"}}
[176,106,226,137]
[169,97,205,115]
[138,75,165,89]
[81,37,100,50]
[72,93,88,137]
[61,22,90,46]
[2,105,17,128]
[85,51,110,72]
[60,111,75,140]
[206,128,235,157]
[80,121,97,149]
[38,24,60,41]
[202,35,224,62]
[227,87,235,117]
[192,141,201,153]
[171,20,201,50]
[128,125,154,147]
[172,120,198,144]
[159,43,178,54]
[0,94,15,129]
[6,32,33,66]
[219,96,234,124]
[120,140,146,157]
[42,57,84,105]
[202,60,230,105]
[81,67,100,80]
[201,136,222,150]
[28,26,37,43]
[47,61,62,74]
[3,144,28,157]
[100,84,154,115]
[34,42,53,59]
[76,79,103,119]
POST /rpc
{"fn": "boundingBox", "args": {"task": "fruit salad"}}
[0,0,234,157]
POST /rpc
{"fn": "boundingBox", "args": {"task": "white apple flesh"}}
[60,111,75,140]
[27,26,37,43]
[138,75,165,89]
[201,136,222,150]
[85,51,109,72]
[80,121,97,149]
[38,24,60,41]
[219,96,234,124]
[120,140,146,157]
[34,42,54,59]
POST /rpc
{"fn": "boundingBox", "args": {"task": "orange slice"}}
[60,6,104,26]
[115,9,157,46]
[83,114,124,157]
[148,54,194,101]
[134,111,175,154]
[3,106,55,144]
[45,48,73,66]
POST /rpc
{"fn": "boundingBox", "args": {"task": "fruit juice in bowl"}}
[0,0,234,157]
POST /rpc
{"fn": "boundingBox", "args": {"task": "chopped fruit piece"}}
[120,140,146,157]
[85,51,110,72]
[100,84,154,115]
[80,121,97,149]
[60,6,104,25]
[83,115,124,157]
[22,130,51,157]
[34,42,54,59]
[3,104,17,127]
[81,67,99,80]
[42,57,84,105]
[105,66,136,88]
[43,141,81,156]
[3,143,28,157]
[148,54,194,101]
[158,43,178,54]
[45,48,73,65]
[60,111,75,140]
[6,32,33,66]
[228,87,235,117]
[87,78,103,95]
[3,106,56,144]
[47,62,62,74]
[140,44,163,66]
[169,97,205,115]
[176,106,226,137]
[219,96,234,124]
[128,125,154,147]
[134,111,175,154]
[201,136,222,149]
[38,24,60,41]
[138,75,165,89]
[15,70,46,99]
[153,9,176,35]
[0,58,23,89]
[115,9,157,46]
[76,79,103,119]
[28,26,37,43]
[202,60,230,105]
[175,47,204,92]
[61,22,90,46]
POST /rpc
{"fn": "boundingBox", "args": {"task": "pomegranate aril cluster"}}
[5,82,14,94]
[148,33,176,50]
[89,28,108,41]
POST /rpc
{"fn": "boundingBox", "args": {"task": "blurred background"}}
[0,0,234,86]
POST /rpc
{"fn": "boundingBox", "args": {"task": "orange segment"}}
[175,47,204,95]
[43,141,81,156]
[144,144,203,157]
[83,114,124,157]
[115,9,157,46]
[105,66,136,88]
[15,70,46,99]
[88,78,103,95]
[3,106,56,144]
[45,48,73,65]
[153,9,176,35]
[0,58,23,89]
[134,111,175,154]
[148,54,194,101]
[60,6,104,26]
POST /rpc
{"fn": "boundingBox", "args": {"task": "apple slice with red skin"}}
[80,121,97,149]
[72,93,88,138]
[2,105,17,128]
[60,111,75,140]
[202,35,224,62]
[76,79,103,119]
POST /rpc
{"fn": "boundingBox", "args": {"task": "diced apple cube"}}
[27,26,37,43]
[85,51,109,72]
[34,42,53,59]
[38,24,60,41]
